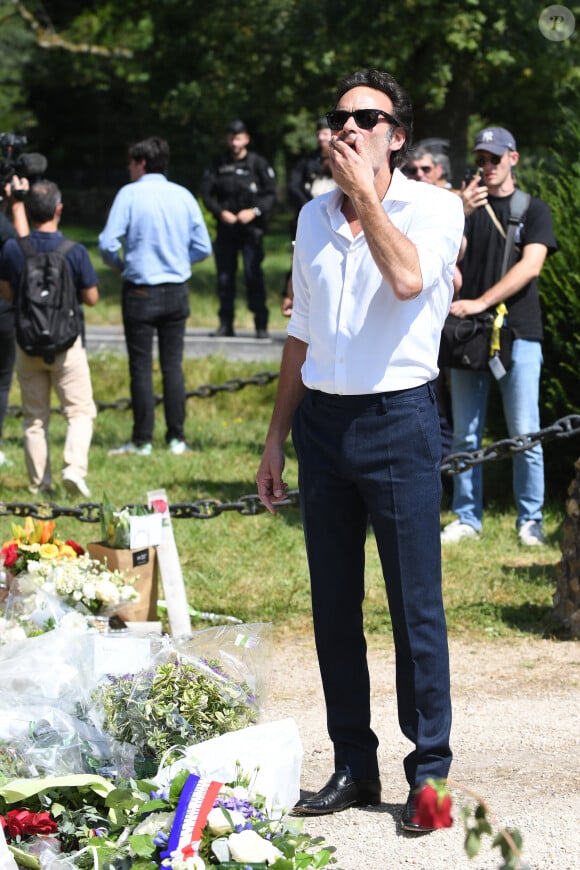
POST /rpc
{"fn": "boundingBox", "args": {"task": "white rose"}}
[132,810,174,837]
[95,578,120,605]
[228,829,282,865]
[206,806,245,836]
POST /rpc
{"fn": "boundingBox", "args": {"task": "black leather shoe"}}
[400,788,435,833]
[255,328,270,339]
[210,324,235,337]
[291,770,381,816]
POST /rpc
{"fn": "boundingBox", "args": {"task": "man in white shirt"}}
[257,69,464,832]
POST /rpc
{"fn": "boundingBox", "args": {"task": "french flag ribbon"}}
[161,773,223,860]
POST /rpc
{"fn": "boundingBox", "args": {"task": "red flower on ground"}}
[25,811,59,836]
[65,539,85,556]
[413,782,453,829]
[3,808,58,838]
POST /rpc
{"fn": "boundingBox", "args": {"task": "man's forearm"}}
[264,336,307,447]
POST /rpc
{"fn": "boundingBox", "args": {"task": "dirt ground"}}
[263,633,580,870]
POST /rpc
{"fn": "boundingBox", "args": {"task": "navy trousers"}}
[292,384,452,788]
[214,223,268,330]
[122,282,189,445]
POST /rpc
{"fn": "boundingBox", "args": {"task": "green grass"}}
[0,353,569,642]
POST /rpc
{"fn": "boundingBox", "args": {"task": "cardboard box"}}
[87,542,159,622]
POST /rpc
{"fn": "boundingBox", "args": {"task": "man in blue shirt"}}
[99,136,212,456]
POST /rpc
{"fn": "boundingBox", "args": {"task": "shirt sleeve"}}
[188,195,213,264]
[68,244,98,292]
[98,187,130,271]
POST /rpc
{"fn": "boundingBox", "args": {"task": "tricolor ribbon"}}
[161,773,223,861]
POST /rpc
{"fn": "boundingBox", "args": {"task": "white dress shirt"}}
[289,168,464,394]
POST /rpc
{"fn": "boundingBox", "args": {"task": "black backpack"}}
[15,236,81,363]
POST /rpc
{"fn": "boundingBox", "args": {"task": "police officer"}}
[201,120,276,338]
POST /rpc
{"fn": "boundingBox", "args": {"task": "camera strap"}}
[484,189,531,276]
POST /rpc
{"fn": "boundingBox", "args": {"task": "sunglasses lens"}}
[476,154,501,167]
[326,112,346,130]
[353,110,378,129]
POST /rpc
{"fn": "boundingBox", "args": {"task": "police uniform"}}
[201,133,276,335]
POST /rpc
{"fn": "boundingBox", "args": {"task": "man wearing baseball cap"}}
[201,120,276,338]
[441,127,557,547]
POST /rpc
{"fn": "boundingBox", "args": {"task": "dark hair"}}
[25,180,61,224]
[334,69,413,170]
[128,136,170,174]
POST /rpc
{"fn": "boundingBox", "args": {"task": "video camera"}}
[0,133,48,198]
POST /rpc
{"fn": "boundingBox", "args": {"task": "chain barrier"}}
[0,415,578,523]
[6,370,280,417]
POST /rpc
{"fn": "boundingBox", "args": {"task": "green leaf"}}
[465,828,481,858]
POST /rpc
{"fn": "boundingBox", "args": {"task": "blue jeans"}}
[449,339,544,531]
[122,282,190,445]
[292,384,452,788]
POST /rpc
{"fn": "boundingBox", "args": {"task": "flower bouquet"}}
[1,518,83,577]
[94,653,259,777]
[0,767,338,869]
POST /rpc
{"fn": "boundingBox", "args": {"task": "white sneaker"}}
[441,519,479,543]
[168,439,191,455]
[108,442,152,457]
[0,449,11,467]
[63,471,91,499]
[518,520,546,546]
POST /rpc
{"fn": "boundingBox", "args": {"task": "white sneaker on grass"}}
[62,471,91,499]
[0,449,12,467]
[440,519,479,543]
[108,442,152,457]
[168,439,191,455]
[518,520,546,546]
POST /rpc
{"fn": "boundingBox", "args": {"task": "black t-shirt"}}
[460,192,557,341]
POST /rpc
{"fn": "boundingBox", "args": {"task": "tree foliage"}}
[2,0,577,185]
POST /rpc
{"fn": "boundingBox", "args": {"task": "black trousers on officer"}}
[214,223,268,330]
[292,384,452,788]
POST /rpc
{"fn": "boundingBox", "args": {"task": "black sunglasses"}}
[475,153,502,167]
[325,109,400,131]
[406,165,433,176]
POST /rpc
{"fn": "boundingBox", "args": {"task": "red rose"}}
[2,543,19,569]
[65,539,85,556]
[26,811,59,836]
[413,782,453,829]
[5,808,35,838]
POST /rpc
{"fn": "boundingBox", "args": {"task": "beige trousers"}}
[15,337,96,488]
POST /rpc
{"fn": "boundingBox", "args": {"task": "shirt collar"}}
[326,167,414,216]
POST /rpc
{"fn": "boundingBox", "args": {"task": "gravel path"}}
[264,634,580,870]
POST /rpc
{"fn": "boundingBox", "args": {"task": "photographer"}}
[0,176,29,467]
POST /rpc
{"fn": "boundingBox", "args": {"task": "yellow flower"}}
[57,544,78,560]
[39,543,60,560]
